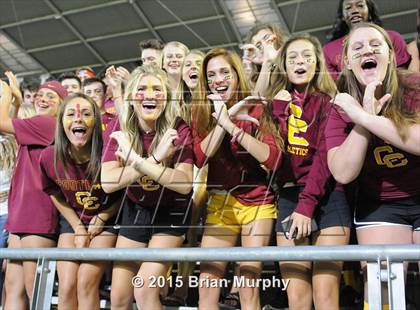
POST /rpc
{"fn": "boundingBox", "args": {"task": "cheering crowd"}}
[0,0,419,309]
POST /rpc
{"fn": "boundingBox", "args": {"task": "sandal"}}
[222,292,240,309]
[162,294,186,307]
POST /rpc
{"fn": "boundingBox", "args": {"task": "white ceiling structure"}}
[0,0,417,78]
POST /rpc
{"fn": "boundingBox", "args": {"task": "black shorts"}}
[275,186,352,233]
[14,233,58,242]
[355,195,420,230]
[117,198,191,244]
[59,214,118,235]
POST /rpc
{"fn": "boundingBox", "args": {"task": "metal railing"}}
[1,244,419,310]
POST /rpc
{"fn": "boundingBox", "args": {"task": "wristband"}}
[151,154,161,164]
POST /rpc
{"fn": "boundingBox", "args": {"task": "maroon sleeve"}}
[101,118,120,162]
[388,31,411,67]
[271,99,289,138]
[191,122,207,168]
[325,105,353,151]
[40,149,61,196]
[12,115,56,146]
[294,98,333,218]
[173,122,194,165]
[323,45,341,81]
[261,133,281,171]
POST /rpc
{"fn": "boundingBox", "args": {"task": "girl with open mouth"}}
[192,48,283,310]
[326,23,420,310]
[39,93,120,309]
[0,76,67,309]
[270,34,351,310]
[101,64,193,309]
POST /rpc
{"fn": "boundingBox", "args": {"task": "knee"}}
[58,277,77,299]
[77,272,99,297]
[313,285,337,307]
[134,286,157,308]
[111,287,133,308]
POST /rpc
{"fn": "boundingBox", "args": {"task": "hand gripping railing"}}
[1,244,419,310]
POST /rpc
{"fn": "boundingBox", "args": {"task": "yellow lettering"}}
[373,145,408,168]
[75,192,100,210]
[138,176,160,191]
[287,103,309,147]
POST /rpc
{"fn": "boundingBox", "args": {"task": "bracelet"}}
[151,154,161,164]
[96,215,106,223]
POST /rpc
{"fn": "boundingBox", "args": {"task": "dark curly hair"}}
[328,0,383,41]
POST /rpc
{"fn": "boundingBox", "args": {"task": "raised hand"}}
[208,93,229,126]
[5,71,22,104]
[228,95,265,126]
[152,128,179,163]
[362,80,392,115]
[110,131,138,165]
[274,89,292,102]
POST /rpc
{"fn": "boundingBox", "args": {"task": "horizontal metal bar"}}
[0,245,419,262]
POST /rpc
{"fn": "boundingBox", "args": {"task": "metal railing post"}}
[30,257,56,310]
[367,259,382,309]
[386,258,405,310]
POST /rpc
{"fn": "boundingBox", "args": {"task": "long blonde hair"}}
[0,134,17,175]
[269,34,337,99]
[192,48,284,150]
[338,23,420,141]
[121,65,178,163]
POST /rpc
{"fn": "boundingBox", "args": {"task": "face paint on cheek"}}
[84,116,94,128]
[373,49,382,55]
[352,53,362,60]
[63,116,73,127]
[135,92,145,101]
[207,79,213,85]
[223,75,232,81]
[155,92,164,100]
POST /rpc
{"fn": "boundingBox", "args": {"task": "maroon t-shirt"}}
[40,146,120,224]
[325,86,420,200]
[323,30,411,80]
[6,116,58,234]
[193,103,281,206]
[102,112,116,133]
[272,91,338,218]
[102,120,194,208]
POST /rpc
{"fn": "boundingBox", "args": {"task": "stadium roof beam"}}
[129,0,163,42]
[43,0,107,65]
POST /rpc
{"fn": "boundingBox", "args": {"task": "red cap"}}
[39,80,68,99]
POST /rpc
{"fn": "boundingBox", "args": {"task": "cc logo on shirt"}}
[373,145,408,168]
[287,103,309,147]
[138,176,160,191]
[75,192,100,210]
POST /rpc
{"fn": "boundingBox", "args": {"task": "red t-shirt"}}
[325,86,420,200]
[193,103,281,206]
[102,120,194,208]
[40,146,120,224]
[272,91,339,218]
[323,30,411,80]
[6,116,58,234]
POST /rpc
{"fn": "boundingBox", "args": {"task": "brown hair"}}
[54,93,103,181]
[244,23,287,50]
[269,33,337,98]
[192,48,283,150]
